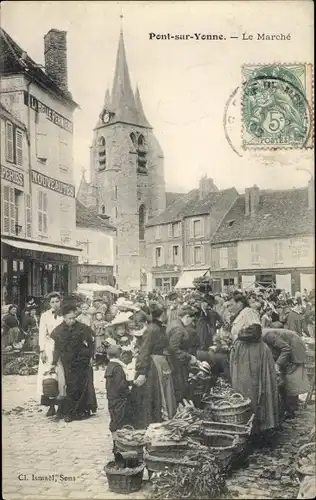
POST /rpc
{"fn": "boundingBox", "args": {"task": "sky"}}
[2,0,314,193]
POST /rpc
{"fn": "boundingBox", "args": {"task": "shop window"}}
[19,260,24,272]
[12,260,18,272]
[38,190,48,235]
[223,278,235,286]
[139,204,146,240]
[155,278,163,289]
[251,243,260,264]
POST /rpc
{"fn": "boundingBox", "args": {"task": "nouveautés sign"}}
[32,170,75,198]
[1,166,24,187]
[24,92,73,133]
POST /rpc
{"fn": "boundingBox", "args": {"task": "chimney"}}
[199,175,218,200]
[308,178,314,210]
[245,185,260,216]
[44,29,68,91]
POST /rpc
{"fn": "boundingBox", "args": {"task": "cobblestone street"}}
[2,373,315,500]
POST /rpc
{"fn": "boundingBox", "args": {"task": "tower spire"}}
[135,84,151,128]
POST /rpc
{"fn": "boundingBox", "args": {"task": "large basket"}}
[115,426,146,459]
[202,414,254,437]
[295,442,315,479]
[144,450,198,473]
[145,442,188,459]
[210,393,252,425]
[199,432,239,470]
[104,461,145,494]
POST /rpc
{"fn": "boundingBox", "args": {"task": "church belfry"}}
[78,23,166,290]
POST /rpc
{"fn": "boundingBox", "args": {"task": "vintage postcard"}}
[1,1,314,500]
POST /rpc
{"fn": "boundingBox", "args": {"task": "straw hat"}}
[105,312,133,328]
[116,298,140,312]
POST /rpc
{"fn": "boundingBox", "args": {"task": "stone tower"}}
[79,28,166,290]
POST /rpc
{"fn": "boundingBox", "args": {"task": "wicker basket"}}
[115,426,145,459]
[144,450,198,473]
[295,442,315,479]
[210,393,252,425]
[199,432,239,470]
[202,414,254,437]
[145,442,188,459]
[104,461,145,494]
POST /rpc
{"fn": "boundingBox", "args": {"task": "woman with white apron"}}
[36,292,66,417]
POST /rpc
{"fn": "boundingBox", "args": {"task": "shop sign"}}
[32,170,75,198]
[24,92,73,133]
[1,166,24,187]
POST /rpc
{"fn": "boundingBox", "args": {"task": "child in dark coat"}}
[104,345,132,453]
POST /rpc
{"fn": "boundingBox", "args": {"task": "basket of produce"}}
[115,426,147,458]
[144,449,199,473]
[201,414,254,455]
[295,442,315,479]
[194,433,239,470]
[210,393,252,425]
[104,460,145,494]
[146,441,189,459]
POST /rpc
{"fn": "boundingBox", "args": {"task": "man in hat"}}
[167,292,179,324]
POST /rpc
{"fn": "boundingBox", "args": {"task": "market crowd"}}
[1,284,315,447]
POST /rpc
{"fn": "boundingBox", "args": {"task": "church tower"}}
[82,25,166,290]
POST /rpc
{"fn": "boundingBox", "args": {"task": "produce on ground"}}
[116,427,147,446]
[3,354,39,376]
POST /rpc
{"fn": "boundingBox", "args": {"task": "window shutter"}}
[178,222,182,236]
[201,245,205,264]
[168,245,172,264]
[9,188,15,234]
[153,248,156,267]
[25,194,32,238]
[168,223,173,238]
[38,191,43,233]
[189,219,193,239]
[161,247,165,265]
[2,185,10,233]
[191,246,194,265]
[15,129,23,166]
[200,218,205,237]
[43,193,48,233]
[6,122,14,162]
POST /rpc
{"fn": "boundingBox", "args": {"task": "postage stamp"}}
[242,64,314,149]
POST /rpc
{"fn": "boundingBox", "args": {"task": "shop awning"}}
[2,238,81,257]
[175,269,207,289]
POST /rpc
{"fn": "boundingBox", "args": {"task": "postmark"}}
[242,64,313,149]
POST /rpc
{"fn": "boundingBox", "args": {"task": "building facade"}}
[146,176,238,291]
[77,28,166,291]
[75,200,116,286]
[210,183,315,294]
[1,28,80,309]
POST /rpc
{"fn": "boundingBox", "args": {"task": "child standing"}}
[93,311,108,369]
[105,345,132,453]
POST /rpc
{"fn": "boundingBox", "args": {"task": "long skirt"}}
[131,355,177,429]
[230,339,279,434]
[62,362,97,417]
[36,338,66,404]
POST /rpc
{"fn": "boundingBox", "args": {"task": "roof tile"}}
[76,200,116,231]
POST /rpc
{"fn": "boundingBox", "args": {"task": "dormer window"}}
[98,136,106,170]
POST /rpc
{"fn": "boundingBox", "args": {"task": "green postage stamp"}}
[242,64,313,149]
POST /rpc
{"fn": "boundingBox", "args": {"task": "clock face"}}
[102,112,110,124]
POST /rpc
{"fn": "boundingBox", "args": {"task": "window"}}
[137,134,147,174]
[155,247,163,267]
[274,242,283,262]
[219,247,229,269]
[36,122,48,162]
[155,278,163,289]
[130,132,136,145]
[139,204,146,240]
[114,186,118,200]
[155,225,161,240]
[100,204,106,215]
[14,189,24,234]
[1,185,16,235]
[194,246,202,265]
[5,122,14,162]
[168,222,181,238]
[171,277,179,288]
[98,136,106,170]
[38,190,48,235]
[172,245,180,265]
[251,243,259,264]
[191,218,203,238]
[223,278,235,286]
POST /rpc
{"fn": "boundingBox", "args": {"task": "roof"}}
[211,187,314,244]
[166,192,186,207]
[147,188,238,227]
[0,102,26,129]
[0,28,78,108]
[97,31,151,129]
[76,200,116,231]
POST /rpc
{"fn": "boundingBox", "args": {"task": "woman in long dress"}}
[131,302,177,429]
[229,294,279,440]
[50,301,97,423]
[36,293,66,417]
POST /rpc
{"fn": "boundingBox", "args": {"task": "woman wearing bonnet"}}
[229,294,279,441]
[36,292,66,418]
